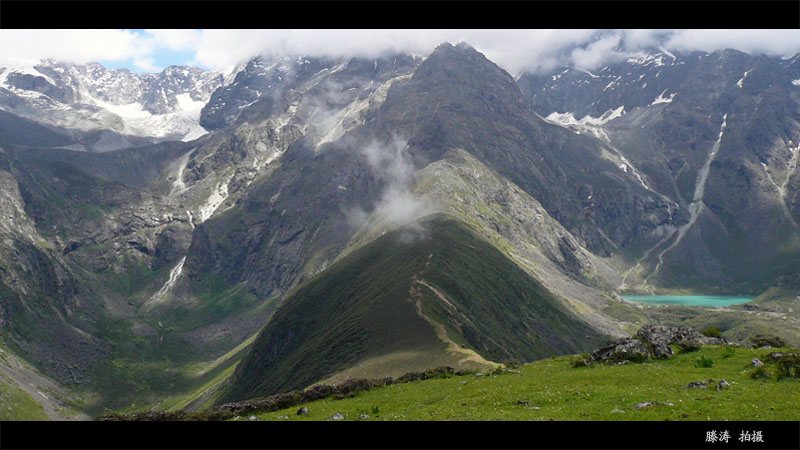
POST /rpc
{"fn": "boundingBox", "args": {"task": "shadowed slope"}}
[225,217,610,402]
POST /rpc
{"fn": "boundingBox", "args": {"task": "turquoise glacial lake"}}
[622,295,755,307]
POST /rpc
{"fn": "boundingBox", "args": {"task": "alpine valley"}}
[1,41,799,420]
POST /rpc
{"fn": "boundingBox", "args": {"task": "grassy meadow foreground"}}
[238,345,798,421]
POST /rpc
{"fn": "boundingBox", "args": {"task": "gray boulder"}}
[687,379,714,389]
[632,401,656,410]
[591,337,650,362]
[751,358,764,368]
[638,325,727,358]
[588,325,732,364]
[768,352,799,360]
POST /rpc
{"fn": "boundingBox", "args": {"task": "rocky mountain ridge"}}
[0,59,231,149]
[1,42,799,415]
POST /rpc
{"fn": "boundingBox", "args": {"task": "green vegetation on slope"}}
[249,345,799,421]
[225,216,610,403]
[0,375,49,421]
[83,292,277,416]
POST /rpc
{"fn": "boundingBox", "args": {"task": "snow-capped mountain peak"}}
[0,59,235,148]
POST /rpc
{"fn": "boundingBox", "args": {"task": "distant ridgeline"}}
[0,43,799,417]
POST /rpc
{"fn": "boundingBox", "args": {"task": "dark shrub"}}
[504,359,522,369]
[702,327,721,338]
[750,366,773,380]
[695,356,714,368]
[192,410,234,421]
[571,352,593,368]
[751,334,787,348]
[775,355,800,380]
[333,379,372,399]
[424,366,455,379]
[721,346,736,359]
[675,339,701,353]
[397,371,423,383]
[619,352,648,364]
[377,377,394,386]
[305,384,334,401]
[606,353,642,364]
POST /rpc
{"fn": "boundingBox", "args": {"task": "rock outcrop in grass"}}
[589,325,730,363]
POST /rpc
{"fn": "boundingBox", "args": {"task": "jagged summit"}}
[432,41,476,52]
[0,59,229,147]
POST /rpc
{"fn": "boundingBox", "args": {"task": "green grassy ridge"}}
[225,216,610,403]
[249,345,799,421]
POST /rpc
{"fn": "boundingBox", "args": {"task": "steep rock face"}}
[0,151,110,384]
[5,72,76,104]
[0,110,75,149]
[639,52,800,291]
[524,49,800,292]
[200,56,333,131]
[139,66,223,115]
[518,49,699,121]
[183,54,421,300]
[35,62,145,105]
[200,54,419,133]
[370,43,676,257]
[184,130,384,299]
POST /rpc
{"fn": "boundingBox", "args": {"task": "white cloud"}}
[2,29,800,76]
[188,29,605,75]
[143,29,202,51]
[664,29,800,57]
[359,136,435,230]
[619,29,670,51]
[133,57,160,73]
[570,32,625,71]
[0,29,148,66]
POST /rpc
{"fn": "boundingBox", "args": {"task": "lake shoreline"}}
[621,295,755,307]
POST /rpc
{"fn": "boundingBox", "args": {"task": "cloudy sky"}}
[1,29,800,76]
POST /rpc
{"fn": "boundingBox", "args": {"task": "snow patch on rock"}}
[197,177,232,223]
[651,90,675,105]
[544,106,625,128]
